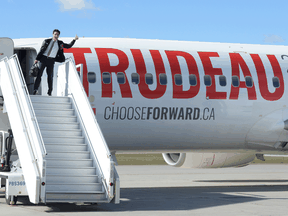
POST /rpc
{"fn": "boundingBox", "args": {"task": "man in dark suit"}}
[33,29,79,96]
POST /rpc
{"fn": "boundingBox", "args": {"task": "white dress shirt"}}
[43,39,59,58]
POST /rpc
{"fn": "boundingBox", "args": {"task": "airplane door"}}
[0,38,14,60]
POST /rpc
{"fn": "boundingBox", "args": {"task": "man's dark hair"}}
[53,29,60,35]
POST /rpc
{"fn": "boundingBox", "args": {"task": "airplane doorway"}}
[14,48,37,94]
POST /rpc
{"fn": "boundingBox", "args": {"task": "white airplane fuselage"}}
[12,38,288,154]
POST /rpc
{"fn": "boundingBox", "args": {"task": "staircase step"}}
[46,183,102,192]
[45,192,106,203]
[34,109,74,116]
[46,175,99,184]
[43,137,85,144]
[46,159,93,167]
[30,95,70,103]
[33,102,72,110]
[47,151,90,159]
[39,123,80,130]
[46,167,96,175]
[30,95,111,204]
[41,129,82,137]
[37,116,77,124]
[45,144,87,152]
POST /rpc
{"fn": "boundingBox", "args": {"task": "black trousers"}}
[34,56,55,94]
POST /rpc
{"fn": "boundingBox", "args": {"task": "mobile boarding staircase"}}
[0,55,119,204]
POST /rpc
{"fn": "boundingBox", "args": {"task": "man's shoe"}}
[33,90,38,95]
[47,93,51,96]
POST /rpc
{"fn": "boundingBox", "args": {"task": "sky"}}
[1,0,288,45]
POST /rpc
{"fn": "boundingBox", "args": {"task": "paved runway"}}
[1,164,288,215]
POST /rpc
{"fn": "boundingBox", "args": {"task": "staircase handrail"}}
[69,93,111,198]
[11,55,47,158]
[57,58,116,200]
[0,55,46,203]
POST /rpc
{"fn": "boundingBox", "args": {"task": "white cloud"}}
[264,34,285,43]
[55,0,100,12]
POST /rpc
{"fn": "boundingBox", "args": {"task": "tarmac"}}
[1,164,288,216]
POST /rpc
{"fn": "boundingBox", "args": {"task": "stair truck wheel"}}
[5,185,17,205]
[5,195,17,205]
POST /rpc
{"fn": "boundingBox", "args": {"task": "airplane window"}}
[245,76,253,88]
[87,72,96,83]
[232,76,239,87]
[131,73,139,84]
[204,75,211,86]
[189,74,197,86]
[102,72,111,84]
[145,73,153,85]
[174,74,182,86]
[117,72,125,84]
[219,75,226,87]
[159,74,167,85]
[272,77,280,88]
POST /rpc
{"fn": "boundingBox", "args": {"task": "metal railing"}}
[57,58,118,200]
[11,55,47,158]
[69,93,111,198]
[0,55,46,203]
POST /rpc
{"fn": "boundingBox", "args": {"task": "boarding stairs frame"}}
[0,55,46,203]
[0,55,119,204]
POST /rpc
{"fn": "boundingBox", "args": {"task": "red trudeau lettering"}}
[229,53,257,100]
[198,52,226,99]
[66,47,285,102]
[64,48,91,95]
[251,54,284,101]
[165,51,200,99]
[131,49,166,99]
[95,48,132,98]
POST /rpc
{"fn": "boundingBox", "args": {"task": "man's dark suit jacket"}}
[36,38,76,63]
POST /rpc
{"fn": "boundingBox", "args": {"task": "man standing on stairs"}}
[33,29,79,96]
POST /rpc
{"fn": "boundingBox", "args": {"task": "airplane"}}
[5,37,288,166]
[0,36,288,204]
[43,38,288,164]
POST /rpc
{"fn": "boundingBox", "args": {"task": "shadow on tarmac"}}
[41,184,288,212]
